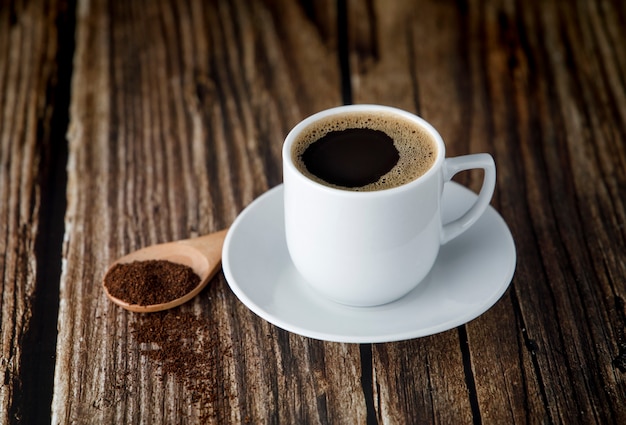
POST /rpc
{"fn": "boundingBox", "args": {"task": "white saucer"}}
[222,183,516,343]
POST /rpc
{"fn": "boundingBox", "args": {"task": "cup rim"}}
[282,104,446,197]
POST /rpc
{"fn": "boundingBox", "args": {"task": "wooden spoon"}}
[102,229,228,313]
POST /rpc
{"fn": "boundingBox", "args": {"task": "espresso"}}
[292,111,437,191]
[301,128,399,188]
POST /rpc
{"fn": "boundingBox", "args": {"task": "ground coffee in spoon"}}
[104,259,200,305]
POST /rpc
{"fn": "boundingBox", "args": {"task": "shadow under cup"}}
[282,105,495,307]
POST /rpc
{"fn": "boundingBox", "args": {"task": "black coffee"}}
[292,111,437,191]
[301,128,399,188]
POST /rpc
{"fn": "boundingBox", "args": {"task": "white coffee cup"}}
[283,105,496,306]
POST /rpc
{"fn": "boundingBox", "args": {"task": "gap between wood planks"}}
[335,1,482,424]
[9,1,76,423]
[335,1,381,424]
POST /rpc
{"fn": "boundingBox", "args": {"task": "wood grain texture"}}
[0,0,63,423]
[53,0,352,423]
[350,0,626,423]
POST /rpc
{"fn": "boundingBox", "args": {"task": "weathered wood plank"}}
[463,1,626,423]
[52,0,375,423]
[0,0,63,423]
[348,1,481,423]
[350,0,626,423]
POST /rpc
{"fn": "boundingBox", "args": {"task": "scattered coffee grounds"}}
[104,259,200,305]
[131,310,228,421]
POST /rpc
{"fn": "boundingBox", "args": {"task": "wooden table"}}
[2,0,625,423]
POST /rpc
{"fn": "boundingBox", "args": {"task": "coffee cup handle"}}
[441,153,496,244]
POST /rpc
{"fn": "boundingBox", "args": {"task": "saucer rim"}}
[222,183,516,343]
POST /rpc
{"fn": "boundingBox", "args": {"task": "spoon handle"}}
[178,228,229,266]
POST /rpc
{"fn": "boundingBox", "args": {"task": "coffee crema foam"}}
[292,111,438,191]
